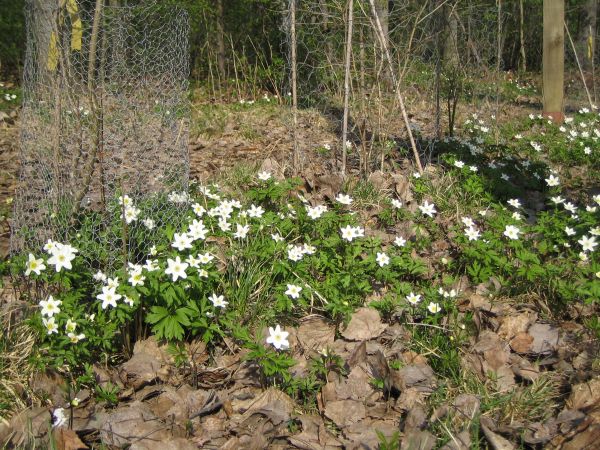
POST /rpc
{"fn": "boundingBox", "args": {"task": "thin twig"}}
[365,0,423,173]
[341,0,354,176]
[564,19,595,109]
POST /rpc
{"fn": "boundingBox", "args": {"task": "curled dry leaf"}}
[260,158,284,180]
[367,170,390,190]
[439,430,471,450]
[53,428,88,450]
[99,401,184,448]
[527,323,560,355]
[287,415,342,449]
[342,420,399,450]
[452,394,481,422]
[481,422,515,450]
[234,388,295,426]
[392,364,436,392]
[400,429,436,450]
[341,308,386,341]
[510,331,534,354]
[498,311,538,340]
[567,377,600,412]
[119,337,171,390]
[296,315,335,353]
[324,400,366,428]
[6,407,50,448]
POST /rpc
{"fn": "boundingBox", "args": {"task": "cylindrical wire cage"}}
[12,0,190,270]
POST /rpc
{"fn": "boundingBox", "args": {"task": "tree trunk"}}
[374,0,389,45]
[444,5,459,69]
[519,0,526,71]
[374,0,391,85]
[216,0,226,80]
[543,0,564,123]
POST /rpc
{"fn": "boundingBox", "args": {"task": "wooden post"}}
[543,0,565,123]
[341,0,354,176]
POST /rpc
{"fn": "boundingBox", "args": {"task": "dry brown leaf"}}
[53,428,88,450]
[498,312,537,340]
[235,388,295,426]
[391,173,413,203]
[313,174,344,201]
[439,430,471,450]
[481,423,515,450]
[30,371,67,407]
[296,316,335,353]
[100,401,183,447]
[560,423,600,450]
[528,323,560,355]
[131,437,198,450]
[334,365,376,401]
[341,308,386,341]
[146,384,208,423]
[367,170,390,190]
[119,337,173,390]
[510,332,534,354]
[509,354,540,382]
[400,429,436,450]
[343,420,399,450]
[195,367,231,388]
[404,406,427,430]
[393,364,436,392]
[260,158,284,180]
[347,341,367,369]
[494,365,516,392]
[324,400,366,428]
[7,407,50,447]
[522,421,557,445]
[567,378,600,412]
[452,394,480,422]
[401,351,428,365]
[473,330,502,353]
[288,415,342,450]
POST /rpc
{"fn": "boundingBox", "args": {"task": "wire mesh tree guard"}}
[11,0,190,270]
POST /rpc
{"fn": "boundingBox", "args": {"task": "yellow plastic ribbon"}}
[67,0,82,52]
[47,0,82,71]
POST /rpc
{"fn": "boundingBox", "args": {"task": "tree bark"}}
[216,0,226,80]
[444,4,459,69]
[543,0,565,123]
[519,0,526,71]
[374,0,391,85]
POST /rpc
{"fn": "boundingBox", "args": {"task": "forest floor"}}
[1,73,599,450]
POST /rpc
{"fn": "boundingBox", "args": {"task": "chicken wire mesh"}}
[12,0,190,270]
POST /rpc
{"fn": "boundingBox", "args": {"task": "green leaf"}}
[147,306,169,324]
